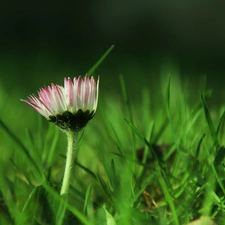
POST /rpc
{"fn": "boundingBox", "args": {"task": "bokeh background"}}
[1,0,225,101]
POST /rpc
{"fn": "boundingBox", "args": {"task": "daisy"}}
[21,74,99,196]
[21,74,99,131]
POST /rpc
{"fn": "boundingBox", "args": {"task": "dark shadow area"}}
[0,1,225,102]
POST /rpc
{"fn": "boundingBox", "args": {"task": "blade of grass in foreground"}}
[56,194,67,225]
[119,75,136,162]
[216,109,225,135]
[87,44,115,75]
[200,92,219,148]
[103,204,117,225]
[83,185,92,214]
[165,76,178,146]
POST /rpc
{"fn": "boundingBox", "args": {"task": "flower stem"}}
[60,130,78,195]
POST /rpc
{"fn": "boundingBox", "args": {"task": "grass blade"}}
[213,146,225,169]
[87,45,115,75]
[156,169,179,225]
[19,185,55,225]
[195,133,206,159]
[200,92,219,148]
[83,185,92,214]
[166,75,171,111]
[124,118,144,142]
[103,204,117,225]
[124,118,162,162]
[216,109,225,135]
[119,75,134,124]
[75,162,113,201]
[75,161,98,180]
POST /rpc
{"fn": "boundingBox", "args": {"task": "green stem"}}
[60,130,78,195]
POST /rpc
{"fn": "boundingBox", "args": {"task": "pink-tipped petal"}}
[64,77,74,111]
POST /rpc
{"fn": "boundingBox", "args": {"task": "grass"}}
[1,51,225,225]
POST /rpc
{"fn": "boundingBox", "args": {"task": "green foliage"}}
[1,53,225,225]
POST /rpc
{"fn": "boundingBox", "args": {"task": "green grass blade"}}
[18,186,38,224]
[120,75,136,168]
[156,169,180,225]
[87,45,115,75]
[124,118,161,162]
[165,76,178,146]
[166,75,171,110]
[25,129,42,171]
[103,204,117,225]
[200,92,219,148]
[111,158,116,176]
[75,161,98,180]
[0,170,16,224]
[19,185,55,225]
[195,133,206,159]
[216,109,225,135]
[124,118,144,142]
[56,194,67,225]
[124,117,179,223]
[119,74,128,104]
[213,146,225,169]
[112,152,153,170]
[119,75,134,124]
[42,125,59,168]
[96,175,113,202]
[75,162,113,201]
[204,144,225,195]
[151,118,168,143]
[83,185,92,214]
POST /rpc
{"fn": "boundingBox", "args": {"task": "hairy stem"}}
[60,130,78,195]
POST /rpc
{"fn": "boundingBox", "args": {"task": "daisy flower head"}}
[21,74,99,131]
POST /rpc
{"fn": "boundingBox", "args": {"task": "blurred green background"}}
[0,1,225,101]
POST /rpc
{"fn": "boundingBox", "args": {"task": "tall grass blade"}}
[156,170,180,225]
[166,75,171,110]
[200,92,219,148]
[195,133,206,159]
[56,194,67,225]
[119,75,134,124]
[83,185,92,214]
[124,118,144,142]
[124,118,162,162]
[75,161,98,180]
[213,146,225,169]
[216,109,225,135]
[87,45,115,75]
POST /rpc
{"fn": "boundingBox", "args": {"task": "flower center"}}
[49,109,95,131]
